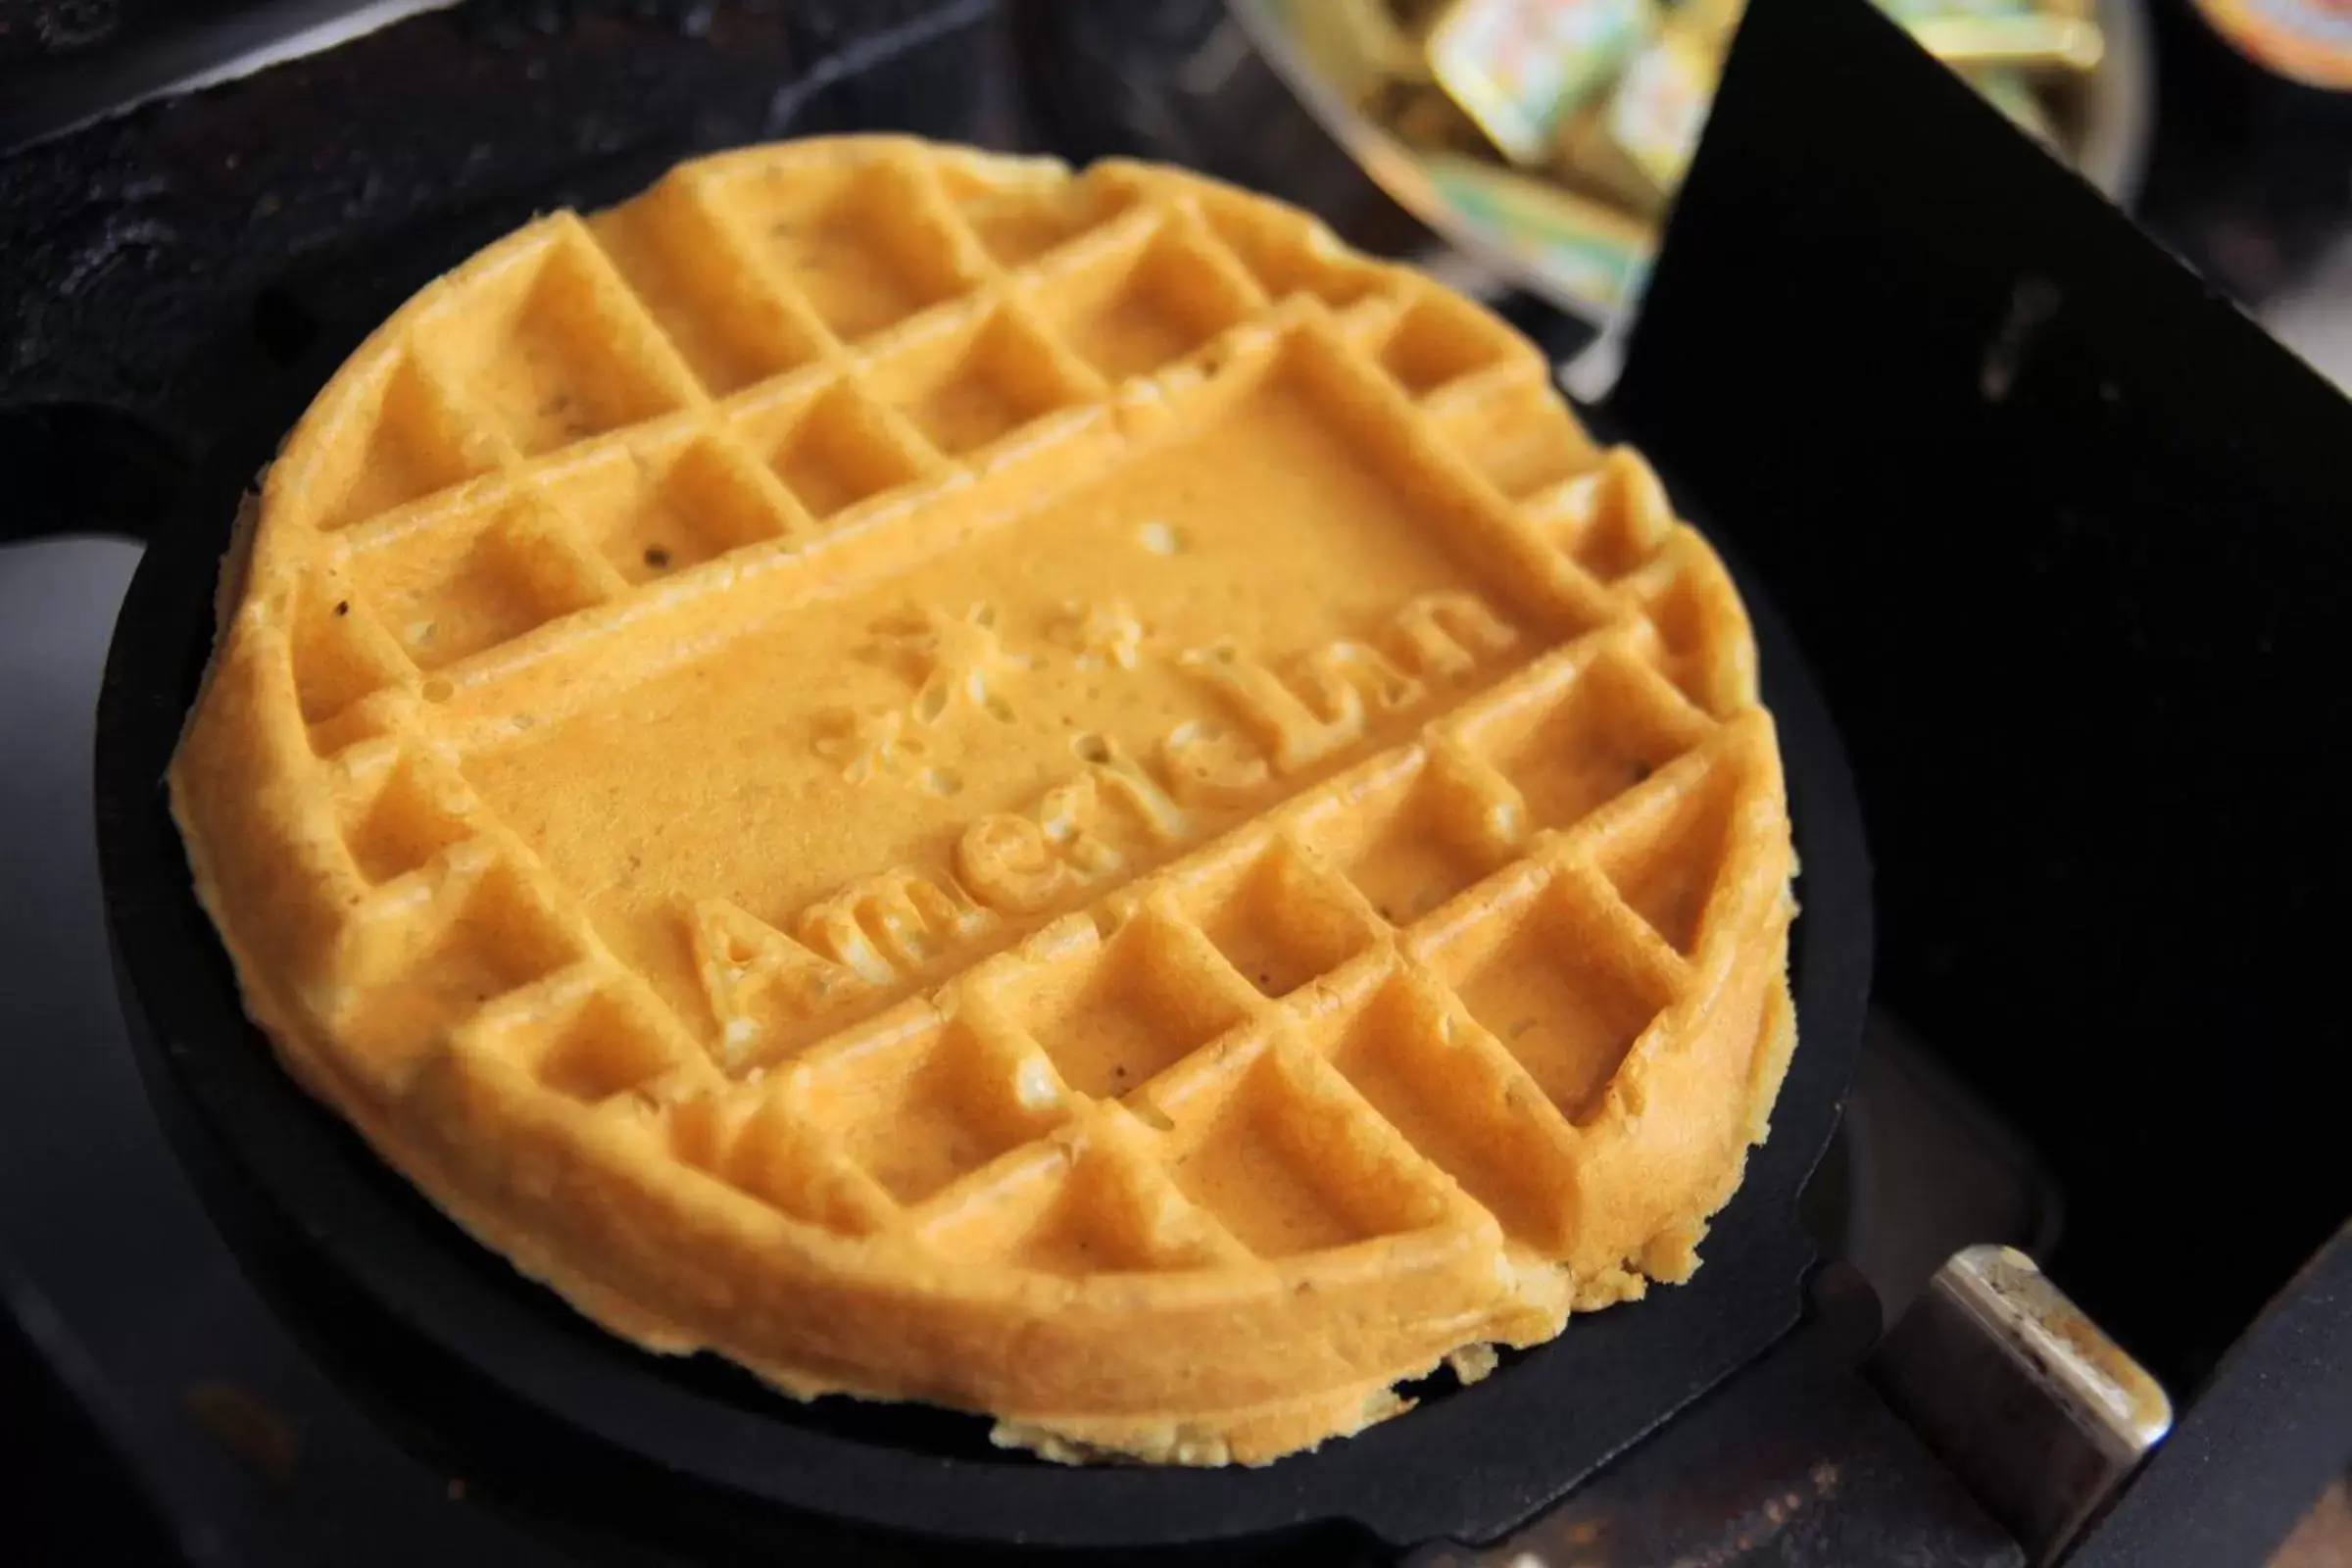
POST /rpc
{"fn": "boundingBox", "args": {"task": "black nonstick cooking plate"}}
[88,196,1870,1568]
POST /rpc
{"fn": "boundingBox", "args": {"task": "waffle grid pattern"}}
[183,139,1794,1461]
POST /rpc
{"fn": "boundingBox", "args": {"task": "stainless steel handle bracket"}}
[1867,1245,2174,1565]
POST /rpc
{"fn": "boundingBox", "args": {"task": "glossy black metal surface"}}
[1413,1266,2024,1568]
[0,0,443,154]
[1607,0,2352,1558]
[1,0,996,547]
[2070,1225,2352,1568]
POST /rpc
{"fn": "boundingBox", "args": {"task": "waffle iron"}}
[9,0,2348,1562]
[78,10,1874,1557]
[95,351,1870,1558]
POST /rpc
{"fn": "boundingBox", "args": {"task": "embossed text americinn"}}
[691,590,1517,1067]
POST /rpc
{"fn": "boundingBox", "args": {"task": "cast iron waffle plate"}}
[93,330,1867,1560]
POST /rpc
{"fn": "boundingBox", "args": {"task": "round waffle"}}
[171,136,1797,1465]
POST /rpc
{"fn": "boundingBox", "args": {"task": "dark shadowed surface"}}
[1607,0,2352,1559]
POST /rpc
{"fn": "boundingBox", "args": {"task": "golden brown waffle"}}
[171,136,1797,1464]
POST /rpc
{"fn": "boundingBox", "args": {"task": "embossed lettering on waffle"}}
[261,142,1780,1287]
[1051,598,1147,671]
[645,702,1777,1269]
[863,602,1029,728]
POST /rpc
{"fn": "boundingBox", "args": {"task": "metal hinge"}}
[1868,1245,2174,1565]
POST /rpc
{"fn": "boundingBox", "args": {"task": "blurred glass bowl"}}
[1223,0,2152,322]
